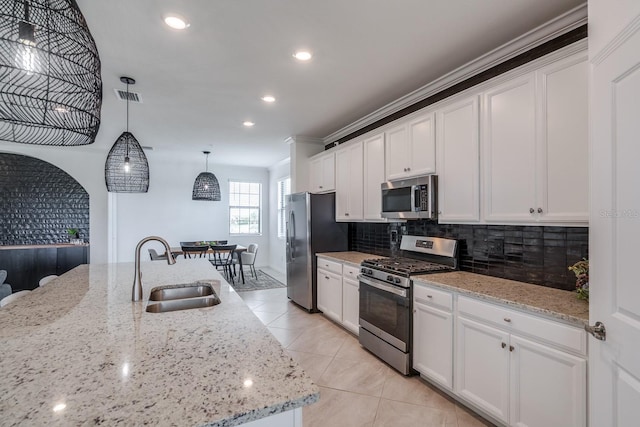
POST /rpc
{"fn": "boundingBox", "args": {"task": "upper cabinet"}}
[309,151,335,193]
[363,132,387,221]
[436,95,480,223]
[385,112,436,181]
[335,141,364,221]
[483,51,588,224]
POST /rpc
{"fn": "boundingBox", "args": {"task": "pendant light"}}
[192,151,221,201]
[0,0,102,146]
[104,77,149,193]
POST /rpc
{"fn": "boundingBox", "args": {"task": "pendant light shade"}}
[105,77,149,193]
[192,151,220,201]
[0,0,102,146]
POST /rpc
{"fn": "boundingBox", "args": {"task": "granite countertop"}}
[414,271,589,326]
[316,251,382,267]
[0,260,318,426]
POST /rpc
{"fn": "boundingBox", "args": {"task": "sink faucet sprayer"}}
[132,236,176,301]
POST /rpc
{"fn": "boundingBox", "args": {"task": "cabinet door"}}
[384,123,409,181]
[413,301,453,390]
[309,157,322,193]
[363,133,386,221]
[536,53,588,223]
[321,153,336,192]
[317,269,342,323]
[509,335,586,427]
[335,142,363,221]
[407,112,436,177]
[483,74,537,222]
[437,95,480,222]
[456,316,510,423]
[342,277,359,335]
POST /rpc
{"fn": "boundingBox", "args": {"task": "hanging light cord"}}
[125,81,130,158]
[205,152,209,172]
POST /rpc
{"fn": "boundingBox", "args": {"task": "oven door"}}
[358,275,411,352]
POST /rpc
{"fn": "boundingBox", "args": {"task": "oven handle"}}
[358,275,407,298]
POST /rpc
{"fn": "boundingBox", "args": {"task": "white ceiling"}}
[77,0,584,168]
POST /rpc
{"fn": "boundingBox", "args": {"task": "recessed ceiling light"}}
[164,15,190,30]
[293,51,312,61]
[261,95,275,103]
[243,121,255,127]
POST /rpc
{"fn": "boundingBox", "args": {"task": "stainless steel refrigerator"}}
[285,192,348,312]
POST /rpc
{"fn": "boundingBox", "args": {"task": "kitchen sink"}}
[148,282,214,301]
[145,296,220,313]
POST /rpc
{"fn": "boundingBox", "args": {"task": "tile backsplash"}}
[349,221,588,291]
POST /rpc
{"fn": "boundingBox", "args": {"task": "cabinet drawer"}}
[414,282,453,312]
[457,296,586,355]
[317,257,342,275]
[343,265,360,281]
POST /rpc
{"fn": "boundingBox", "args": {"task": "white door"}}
[589,4,640,427]
[407,112,436,177]
[335,146,351,221]
[413,301,453,390]
[342,277,359,335]
[363,133,386,221]
[384,123,409,180]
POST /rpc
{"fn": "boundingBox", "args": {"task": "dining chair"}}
[209,244,237,282]
[181,244,209,259]
[240,243,259,279]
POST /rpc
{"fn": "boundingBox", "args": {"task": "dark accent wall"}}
[0,153,90,245]
[349,222,588,291]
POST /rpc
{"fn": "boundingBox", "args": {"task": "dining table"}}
[171,242,248,284]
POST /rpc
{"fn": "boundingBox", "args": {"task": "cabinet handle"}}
[509,345,515,352]
[407,167,411,171]
[529,208,535,214]
[427,295,433,298]
[345,213,349,216]
[325,276,329,280]
[319,185,323,189]
[501,342,506,349]
[403,167,407,172]
[503,317,511,323]
[537,208,543,214]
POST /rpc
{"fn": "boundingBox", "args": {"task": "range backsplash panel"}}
[349,221,588,291]
[0,153,90,245]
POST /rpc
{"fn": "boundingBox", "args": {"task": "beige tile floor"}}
[238,284,495,427]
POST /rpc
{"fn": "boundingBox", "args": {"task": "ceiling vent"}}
[114,88,143,103]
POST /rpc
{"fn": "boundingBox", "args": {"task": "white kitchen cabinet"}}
[455,296,587,427]
[413,282,454,390]
[316,258,342,323]
[363,132,387,221]
[483,52,588,224]
[335,141,363,221]
[436,95,480,223]
[341,265,360,335]
[309,151,335,193]
[385,112,436,181]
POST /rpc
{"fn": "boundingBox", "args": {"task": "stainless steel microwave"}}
[381,175,437,219]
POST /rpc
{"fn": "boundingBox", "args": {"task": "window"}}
[277,177,291,238]
[229,181,261,235]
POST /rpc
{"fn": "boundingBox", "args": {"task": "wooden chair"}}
[209,244,237,282]
[181,244,209,259]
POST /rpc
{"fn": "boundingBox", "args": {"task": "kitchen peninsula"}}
[0,260,318,426]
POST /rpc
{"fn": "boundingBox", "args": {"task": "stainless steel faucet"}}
[132,236,176,301]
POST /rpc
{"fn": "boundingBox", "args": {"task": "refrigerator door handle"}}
[288,210,295,260]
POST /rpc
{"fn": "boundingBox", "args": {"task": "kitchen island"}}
[0,259,318,426]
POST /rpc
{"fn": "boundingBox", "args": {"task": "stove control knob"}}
[395,278,401,284]
[387,275,394,282]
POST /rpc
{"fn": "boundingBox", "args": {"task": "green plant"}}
[568,259,589,301]
[67,228,79,238]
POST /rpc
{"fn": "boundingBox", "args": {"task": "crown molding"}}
[285,136,324,145]
[323,3,588,144]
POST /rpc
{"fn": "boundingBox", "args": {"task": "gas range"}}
[360,235,459,287]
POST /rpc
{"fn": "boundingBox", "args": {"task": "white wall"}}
[268,158,290,275]
[112,150,271,264]
[0,143,109,264]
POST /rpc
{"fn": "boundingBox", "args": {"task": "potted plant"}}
[67,228,81,244]
[568,258,589,301]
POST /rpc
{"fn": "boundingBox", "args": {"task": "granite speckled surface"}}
[316,251,381,268]
[413,271,589,326]
[0,260,318,426]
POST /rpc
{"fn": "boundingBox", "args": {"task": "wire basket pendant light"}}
[192,151,221,201]
[104,76,149,193]
[0,0,102,146]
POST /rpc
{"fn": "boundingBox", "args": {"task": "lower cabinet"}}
[413,282,587,427]
[317,257,360,335]
[413,282,454,390]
